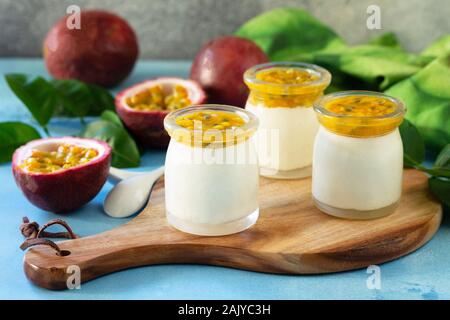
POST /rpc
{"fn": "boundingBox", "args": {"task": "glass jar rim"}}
[244,61,332,93]
[314,90,406,120]
[164,104,259,145]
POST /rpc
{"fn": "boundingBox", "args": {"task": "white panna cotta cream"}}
[244,62,331,179]
[312,91,406,220]
[164,105,259,236]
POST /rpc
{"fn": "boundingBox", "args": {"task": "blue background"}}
[0,59,449,300]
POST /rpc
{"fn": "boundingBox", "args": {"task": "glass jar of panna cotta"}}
[312,91,406,220]
[163,105,259,236]
[244,62,331,179]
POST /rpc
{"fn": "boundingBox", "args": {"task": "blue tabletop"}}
[0,58,449,300]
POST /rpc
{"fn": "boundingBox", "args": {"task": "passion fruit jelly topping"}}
[315,91,406,138]
[256,67,320,84]
[323,95,397,116]
[126,85,191,111]
[20,144,99,173]
[175,110,246,131]
[244,63,331,108]
[165,106,258,147]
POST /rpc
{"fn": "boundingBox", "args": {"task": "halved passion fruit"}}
[115,77,206,148]
[12,137,112,213]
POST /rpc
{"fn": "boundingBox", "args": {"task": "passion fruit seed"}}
[256,67,319,85]
[20,144,99,173]
[324,96,397,117]
[126,85,191,111]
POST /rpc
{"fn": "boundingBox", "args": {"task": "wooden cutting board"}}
[23,169,442,290]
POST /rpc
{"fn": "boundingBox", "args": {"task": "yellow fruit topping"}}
[170,110,251,147]
[175,110,246,131]
[245,67,329,108]
[256,67,320,85]
[20,144,98,173]
[315,93,405,138]
[126,85,191,111]
[323,95,397,117]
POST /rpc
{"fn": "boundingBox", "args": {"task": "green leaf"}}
[434,144,450,169]
[310,45,430,90]
[4,74,57,131]
[101,110,124,127]
[5,74,115,128]
[81,117,140,168]
[399,119,425,167]
[423,167,450,179]
[235,8,429,91]
[336,45,429,90]
[425,144,450,178]
[235,8,346,61]
[429,177,450,207]
[386,57,450,151]
[421,35,450,58]
[87,84,115,115]
[368,32,401,49]
[51,79,115,118]
[0,122,41,163]
[52,80,92,118]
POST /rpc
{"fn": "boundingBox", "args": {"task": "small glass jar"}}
[244,62,331,179]
[163,104,259,236]
[312,91,406,220]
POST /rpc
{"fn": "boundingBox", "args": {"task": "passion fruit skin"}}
[116,107,170,148]
[12,137,112,213]
[190,36,269,108]
[115,78,206,148]
[43,10,139,87]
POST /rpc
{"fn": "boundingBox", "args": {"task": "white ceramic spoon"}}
[104,166,165,218]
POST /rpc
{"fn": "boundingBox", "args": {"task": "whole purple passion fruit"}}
[190,36,269,107]
[43,10,139,87]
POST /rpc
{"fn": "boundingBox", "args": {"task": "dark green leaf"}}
[51,79,115,118]
[5,73,116,131]
[51,80,92,118]
[88,84,115,115]
[429,177,450,207]
[81,119,140,168]
[399,119,425,167]
[0,122,41,163]
[368,32,401,49]
[4,74,57,129]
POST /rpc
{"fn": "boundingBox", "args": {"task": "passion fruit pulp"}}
[116,77,206,148]
[12,137,112,213]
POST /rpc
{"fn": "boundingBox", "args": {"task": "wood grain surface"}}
[23,169,442,290]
